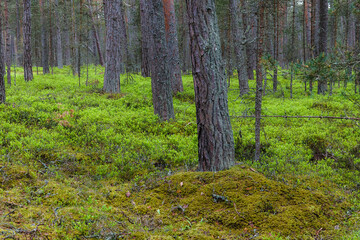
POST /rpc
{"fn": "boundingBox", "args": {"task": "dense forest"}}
[0,0,360,239]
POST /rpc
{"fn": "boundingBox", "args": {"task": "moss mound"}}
[108,166,352,239]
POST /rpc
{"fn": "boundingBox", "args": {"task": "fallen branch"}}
[231,115,360,121]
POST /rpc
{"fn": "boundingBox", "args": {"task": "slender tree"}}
[255,0,265,162]
[23,0,33,81]
[55,0,63,69]
[103,0,122,93]
[149,0,174,121]
[162,0,183,93]
[318,0,328,94]
[0,13,5,104]
[139,0,152,77]
[4,0,11,85]
[186,0,235,171]
[40,0,50,74]
[230,0,249,95]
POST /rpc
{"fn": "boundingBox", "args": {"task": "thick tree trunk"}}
[149,0,174,121]
[103,0,122,93]
[317,0,328,94]
[139,0,152,77]
[162,0,183,93]
[55,0,63,68]
[179,0,191,74]
[23,0,33,82]
[0,14,5,104]
[241,0,255,80]
[186,0,235,171]
[230,0,249,95]
[255,0,265,162]
[40,0,50,74]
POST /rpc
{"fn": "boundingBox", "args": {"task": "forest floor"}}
[1,66,360,239]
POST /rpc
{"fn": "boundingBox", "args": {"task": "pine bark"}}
[230,0,249,95]
[4,0,11,85]
[40,0,50,74]
[241,0,255,80]
[23,0,33,82]
[162,0,183,93]
[149,0,174,121]
[55,0,63,68]
[317,0,328,94]
[0,13,5,104]
[255,0,265,162]
[88,0,104,66]
[139,0,152,77]
[186,0,235,171]
[103,0,122,93]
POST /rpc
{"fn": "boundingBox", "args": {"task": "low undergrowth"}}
[0,66,360,239]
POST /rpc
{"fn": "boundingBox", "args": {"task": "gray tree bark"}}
[23,0,33,81]
[149,0,174,121]
[55,0,63,69]
[162,0,183,93]
[40,0,50,74]
[4,0,11,85]
[103,0,122,93]
[230,0,249,95]
[0,13,5,104]
[255,0,265,162]
[186,0,235,171]
[317,0,328,94]
[140,0,152,77]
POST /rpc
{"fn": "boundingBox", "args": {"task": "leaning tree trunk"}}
[88,0,104,66]
[162,0,183,93]
[139,0,152,77]
[149,0,174,121]
[230,0,249,95]
[23,0,33,82]
[186,0,235,171]
[103,0,122,93]
[317,0,328,94]
[0,14,5,104]
[255,0,265,162]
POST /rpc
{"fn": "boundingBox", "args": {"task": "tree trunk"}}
[103,0,122,93]
[317,0,328,94]
[241,0,255,80]
[40,0,50,74]
[55,0,63,68]
[4,0,11,85]
[139,0,152,77]
[186,0,235,171]
[162,0,183,93]
[255,0,265,162]
[311,0,317,59]
[230,0,249,95]
[23,0,33,82]
[149,0,174,121]
[0,13,5,104]
[88,0,104,66]
[273,0,278,92]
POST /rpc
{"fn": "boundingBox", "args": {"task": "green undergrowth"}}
[1,66,360,239]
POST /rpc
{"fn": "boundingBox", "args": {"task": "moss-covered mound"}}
[110,166,352,239]
[0,164,356,239]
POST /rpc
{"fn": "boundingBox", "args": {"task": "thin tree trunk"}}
[230,0,249,95]
[255,0,265,162]
[4,0,11,85]
[40,0,50,74]
[162,0,183,93]
[317,0,328,94]
[103,0,122,93]
[186,0,235,171]
[241,0,254,80]
[88,0,104,66]
[149,0,174,121]
[0,13,5,104]
[273,0,278,92]
[23,0,33,81]
[139,0,152,77]
[55,0,63,68]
